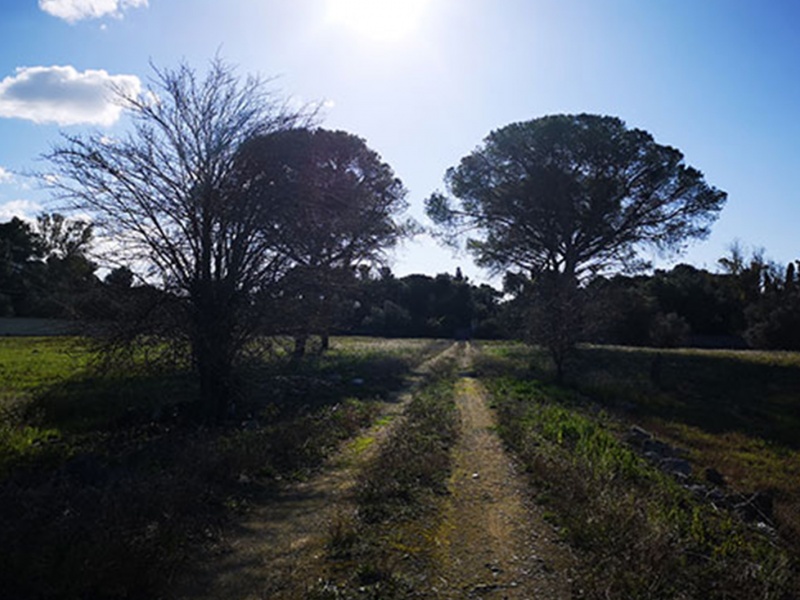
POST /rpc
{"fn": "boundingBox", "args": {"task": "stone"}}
[643,451,663,463]
[625,425,653,446]
[643,439,674,458]
[686,484,710,498]
[659,457,692,478]
[705,488,728,507]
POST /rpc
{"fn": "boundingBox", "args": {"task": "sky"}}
[0,0,798,285]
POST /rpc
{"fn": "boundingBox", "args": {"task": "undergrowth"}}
[476,340,800,558]
[356,377,458,523]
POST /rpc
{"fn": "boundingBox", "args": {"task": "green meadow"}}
[477,341,800,597]
[0,335,447,599]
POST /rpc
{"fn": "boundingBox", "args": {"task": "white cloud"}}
[0,200,42,222]
[0,167,12,184]
[0,65,141,126]
[39,0,148,23]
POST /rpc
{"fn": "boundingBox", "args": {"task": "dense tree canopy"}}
[0,214,98,318]
[42,60,419,420]
[351,268,503,339]
[427,114,727,280]
[427,114,727,377]
[0,217,44,316]
[237,128,410,271]
[234,128,413,353]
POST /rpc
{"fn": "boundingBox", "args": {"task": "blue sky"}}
[0,0,798,284]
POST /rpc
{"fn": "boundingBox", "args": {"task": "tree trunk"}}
[196,343,232,423]
[191,289,235,423]
[292,334,308,360]
[551,349,564,384]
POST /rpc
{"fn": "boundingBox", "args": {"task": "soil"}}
[170,342,574,599]
[170,343,462,599]
[428,343,573,598]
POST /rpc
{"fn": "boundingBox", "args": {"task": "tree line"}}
[0,219,503,342]
[502,250,800,351]
[0,214,95,319]
[4,214,791,354]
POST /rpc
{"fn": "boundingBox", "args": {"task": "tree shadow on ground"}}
[1,347,415,600]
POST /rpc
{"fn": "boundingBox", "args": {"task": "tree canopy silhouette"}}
[427,114,727,377]
[427,114,727,280]
[234,128,413,354]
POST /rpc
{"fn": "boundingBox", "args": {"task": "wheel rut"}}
[170,343,462,600]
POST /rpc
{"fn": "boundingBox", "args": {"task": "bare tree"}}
[45,58,311,421]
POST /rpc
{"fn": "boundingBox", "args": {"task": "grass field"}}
[0,335,448,600]
[0,336,91,394]
[568,344,800,546]
[476,341,800,598]
[4,336,799,598]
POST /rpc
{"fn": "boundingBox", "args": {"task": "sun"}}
[326,0,431,42]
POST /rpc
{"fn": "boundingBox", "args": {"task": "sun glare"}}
[326,0,430,42]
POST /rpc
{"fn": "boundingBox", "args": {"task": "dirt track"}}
[430,371,572,598]
[171,343,463,600]
[171,342,573,599]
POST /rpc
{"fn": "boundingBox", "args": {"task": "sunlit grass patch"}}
[328,336,451,370]
[0,337,92,396]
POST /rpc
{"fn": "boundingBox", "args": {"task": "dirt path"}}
[429,344,573,598]
[170,343,462,600]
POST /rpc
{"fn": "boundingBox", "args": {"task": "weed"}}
[349,435,376,456]
[316,369,459,598]
[356,378,458,523]
[484,342,800,555]
[326,508,360,558]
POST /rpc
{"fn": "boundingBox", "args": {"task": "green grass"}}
[571,344,800,448]
[484,372,797,599]
[355,375,459,523]
[312,362,460,598]
[0,336,91,395]
[479,344,800,599]
[567,344,800,555]
[0,335,439,600]
[477,341,800,548]
[0,337,95,476]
